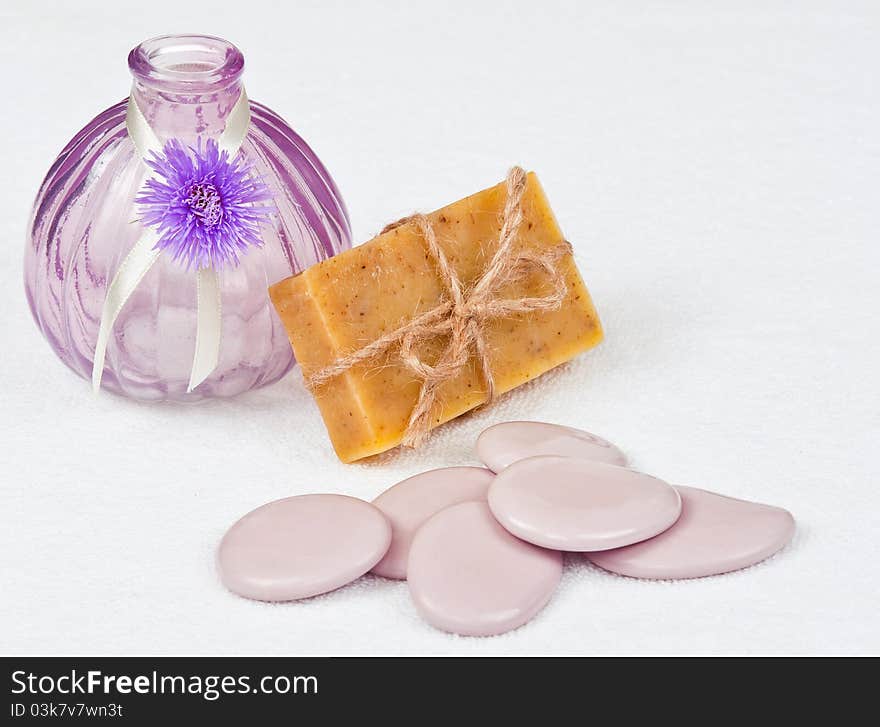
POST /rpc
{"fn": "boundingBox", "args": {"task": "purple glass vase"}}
[24,34,351,401]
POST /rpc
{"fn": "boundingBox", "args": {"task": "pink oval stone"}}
[488,456,681,551]
[476,421,626,472]
[217,494,391,601]
[587,486,796,579]
[371,466,494,580]
[407,501,563,636]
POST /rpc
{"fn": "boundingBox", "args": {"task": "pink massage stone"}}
[218,494,391,601]
[407,501,563,636]
[476,421,626,472]
[371,467,494,580]
[587,486,796,579]
[488,456,681,551]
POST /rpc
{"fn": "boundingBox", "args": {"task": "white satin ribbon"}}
[92,88,251,393]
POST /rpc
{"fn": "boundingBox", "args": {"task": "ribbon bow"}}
[91,89,251,393]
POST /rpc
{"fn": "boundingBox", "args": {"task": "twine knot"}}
[306,167,573,448]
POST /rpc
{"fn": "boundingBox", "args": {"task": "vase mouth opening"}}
[128,34,244,93]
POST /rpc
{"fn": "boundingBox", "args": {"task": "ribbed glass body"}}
[24,34,351,400]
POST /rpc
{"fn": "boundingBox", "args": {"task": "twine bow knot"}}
[306,166,572,447]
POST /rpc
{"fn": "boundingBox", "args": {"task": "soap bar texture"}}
[269,172,603,462]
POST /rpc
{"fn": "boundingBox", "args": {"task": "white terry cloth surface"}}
[1,0,878,655]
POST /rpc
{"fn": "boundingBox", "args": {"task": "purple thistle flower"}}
[136,138,273,270]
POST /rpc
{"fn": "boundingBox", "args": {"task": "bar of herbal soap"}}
[269,172,603,462]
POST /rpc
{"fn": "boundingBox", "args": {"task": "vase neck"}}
[128,35,246,143]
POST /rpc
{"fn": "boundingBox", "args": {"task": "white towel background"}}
[1,0,877,655]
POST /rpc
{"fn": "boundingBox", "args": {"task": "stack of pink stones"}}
[217,422,795,636]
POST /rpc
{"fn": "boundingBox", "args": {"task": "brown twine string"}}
[306,166,573,447]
